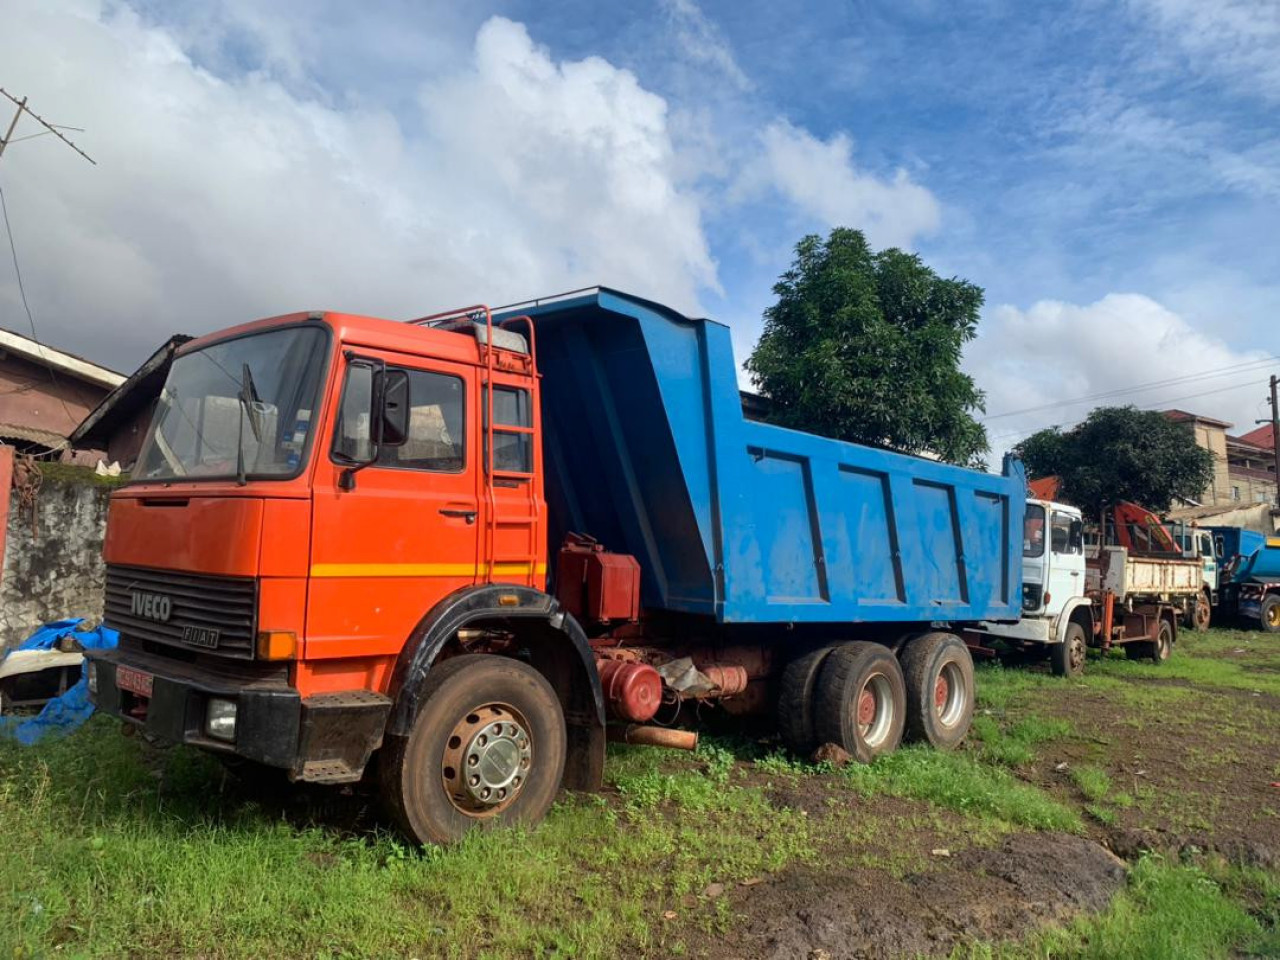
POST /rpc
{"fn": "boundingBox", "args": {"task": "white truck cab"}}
[968,499,1093,676]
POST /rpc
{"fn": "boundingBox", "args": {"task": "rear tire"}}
[381,655,566,846]
[1051,623,1088,678]
[812,642,906,763]
[777,646,837,755]
[900,633,974,749]
[1152,618,1174,663]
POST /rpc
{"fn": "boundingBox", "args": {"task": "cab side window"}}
[491,386,533,473]
[334,366,374,463]
[379,369,466,472]
[1051,511,1082,555]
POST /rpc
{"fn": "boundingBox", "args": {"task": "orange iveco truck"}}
[87,288,1026,844]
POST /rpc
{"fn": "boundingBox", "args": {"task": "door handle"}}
[439,508,477,524]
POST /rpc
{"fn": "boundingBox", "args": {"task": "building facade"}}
[1164,409,1277,510]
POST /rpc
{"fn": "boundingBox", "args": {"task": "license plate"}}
[116,666,154,698]
[183,626,221,649]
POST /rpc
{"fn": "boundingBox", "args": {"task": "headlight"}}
[86,661,98,696]
[206,698,238,742]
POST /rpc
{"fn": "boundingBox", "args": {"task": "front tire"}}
[1051,623,1088,678]
[381,655,566,846]
[1187,593,1211,632]
[1260,596,1280,634]
[812,642,906,763]
[900,633,974,749]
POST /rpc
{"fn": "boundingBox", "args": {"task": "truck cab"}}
[86,308,607,843]
[969,499,1090,676]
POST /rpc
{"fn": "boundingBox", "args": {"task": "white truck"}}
[966,499,1198,676]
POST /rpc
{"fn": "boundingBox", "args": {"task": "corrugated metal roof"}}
[0,422,66,448]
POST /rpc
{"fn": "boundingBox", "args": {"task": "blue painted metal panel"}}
[501,289,1025,625]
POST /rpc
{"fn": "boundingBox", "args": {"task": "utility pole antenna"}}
[1271,375,1280,512]
[0,87,96,165]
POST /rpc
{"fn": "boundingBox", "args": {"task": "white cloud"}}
[740,121,942,250]
[0,1,717,370]
[1130,0,1280,99]
[660,0,752,92]
[968,293,1274,460]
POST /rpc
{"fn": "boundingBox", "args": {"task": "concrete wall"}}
[0,451,113,652]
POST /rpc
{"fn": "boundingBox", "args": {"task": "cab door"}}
[1047,509,1085,613]
[306,350,479,668]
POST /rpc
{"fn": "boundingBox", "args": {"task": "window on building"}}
[1231,485,1241,501]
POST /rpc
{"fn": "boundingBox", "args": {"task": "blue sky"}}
[2,0,1277,458]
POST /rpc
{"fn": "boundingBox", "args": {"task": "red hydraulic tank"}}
[556,534,641,624]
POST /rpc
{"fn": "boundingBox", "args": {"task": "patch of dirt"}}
[694,832,1127,959]
[1015,680,1280,863]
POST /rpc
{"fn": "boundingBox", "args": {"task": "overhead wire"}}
[988,374,1277,447]
[0,177,84,442]
[982,354,1280,421]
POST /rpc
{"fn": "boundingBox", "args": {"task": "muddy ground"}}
[681,629,1280,959]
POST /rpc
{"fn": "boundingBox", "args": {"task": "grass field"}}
[1,628,1277,958]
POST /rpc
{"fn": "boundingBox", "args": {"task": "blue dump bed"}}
[502,289,1026,626]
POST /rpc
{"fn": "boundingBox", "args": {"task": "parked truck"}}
[967,499,1196,675]
[1213,531,1280,632]
[85,288,1025,844]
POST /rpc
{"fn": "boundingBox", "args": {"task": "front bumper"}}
[86,646,301,768]
[86,645,394,781]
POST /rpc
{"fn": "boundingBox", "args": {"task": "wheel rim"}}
[855,673,896,749]
[1069,635,1086,673]
[934,661,967,728]
[440,703,532,817]
[1267,604,1280,628]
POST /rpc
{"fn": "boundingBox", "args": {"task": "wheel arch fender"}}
[386,584,606,790]
[1055,598,1094,645]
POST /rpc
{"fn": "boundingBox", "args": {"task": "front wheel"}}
[1186,594,1211,632]
[812,642,906,763]
[1051,623,1088,678]
[1260,596,1280,634]
[381,654,566,846]
[900,633,974,749]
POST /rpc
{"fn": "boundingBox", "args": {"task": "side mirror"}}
[379,368,410,447]
[1069,519,1083,553]
[335,357,410,490]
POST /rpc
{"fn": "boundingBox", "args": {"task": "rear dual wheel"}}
[900,633,974,749]
[381,655,566,846]
[778,635,974,761]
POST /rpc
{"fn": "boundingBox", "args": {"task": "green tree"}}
[1013,406,1215,518]
[745,228,988,466]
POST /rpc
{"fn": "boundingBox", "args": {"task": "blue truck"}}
[87,287,1025,844]
[1209,526,1280,632]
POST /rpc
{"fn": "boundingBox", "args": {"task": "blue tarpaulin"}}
[0,619,119,745]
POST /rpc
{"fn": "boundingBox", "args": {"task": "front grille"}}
[104,564,257,659]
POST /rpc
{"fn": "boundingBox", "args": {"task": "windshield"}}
[134,326,329,482]
[1023,503,1046,558]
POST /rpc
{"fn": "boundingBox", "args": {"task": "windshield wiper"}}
[235,362,264,486]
